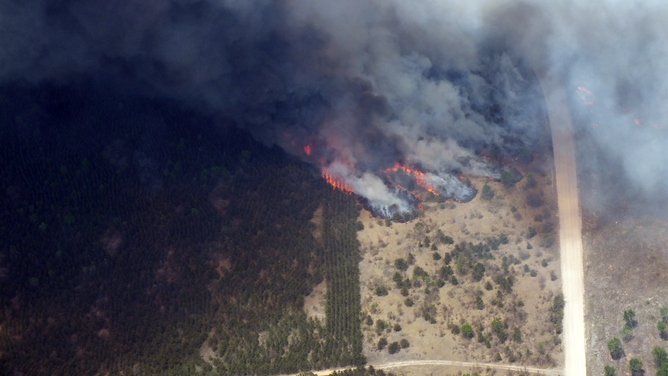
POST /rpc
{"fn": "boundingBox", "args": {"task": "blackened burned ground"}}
[358,189,422,222]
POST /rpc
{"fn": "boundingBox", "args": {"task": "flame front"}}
[321,169,355,195]
[384,163,439,196]
[303,145,312,156]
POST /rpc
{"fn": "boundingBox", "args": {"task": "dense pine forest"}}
[0,82,365,375]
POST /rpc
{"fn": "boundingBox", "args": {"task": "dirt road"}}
[287,360,562,376]
[539,74,587,376]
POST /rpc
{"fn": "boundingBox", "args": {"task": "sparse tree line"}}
[604,307,668,376]
[298,365,397,376]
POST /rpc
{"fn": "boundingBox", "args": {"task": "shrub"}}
[491,318,504,333]
[604,365,616,376]
[355,221,364,231]
[376,320,387,334]
[450,276,459,285]
[500,170,515,187]
[378,337,388,350]
[375,286,389,296]
[629,358,643,375]
[526,193,543,207]
[400,339,410,348]
[527,226,537,239]
[393,324,402,332]
[497,330,507,343]
[475,296,484,310]
[433,252,442,260]
[607,338,623,360]
[413,266,426,278]
[395,258,408,271]
[550,293,565,334]
[404,298,414,307]
[621,326,634,342]
[482,184,494,200]
[393,271,403,286]
[462,324,474,338]
[388,341,400,354]
[478,331,485,343]
[624,309,636,327]
[652,346,667,368]
[485,281,493,290]
[472,263,486,281]
[657,363,668,376]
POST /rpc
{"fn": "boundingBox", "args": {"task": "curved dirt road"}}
[287,360,561,376]
[538,74,587,376]
[374,360,561,375]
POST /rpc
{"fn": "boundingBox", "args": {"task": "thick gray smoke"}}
[1,0,666,214]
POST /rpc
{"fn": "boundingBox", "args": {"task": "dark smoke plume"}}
[1,0,666,214]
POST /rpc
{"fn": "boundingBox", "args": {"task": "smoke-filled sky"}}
[1,0,667,211]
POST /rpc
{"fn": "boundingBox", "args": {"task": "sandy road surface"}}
[538,74,587,376]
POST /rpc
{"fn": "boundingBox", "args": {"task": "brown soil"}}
[584,215,668,376]
[304,280,327,322]
[357,157,564,372]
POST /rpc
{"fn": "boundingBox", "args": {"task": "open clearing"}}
[354,153,564,374]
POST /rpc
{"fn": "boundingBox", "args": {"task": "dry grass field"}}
[337,155,566,372]
[583,214,668,376]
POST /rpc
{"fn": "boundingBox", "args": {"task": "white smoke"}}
[327,162,415,216]
[0,0,666,210]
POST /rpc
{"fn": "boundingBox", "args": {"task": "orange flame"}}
[384,163,439,196]
[321,170,355,195]
[304,145,312,155]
